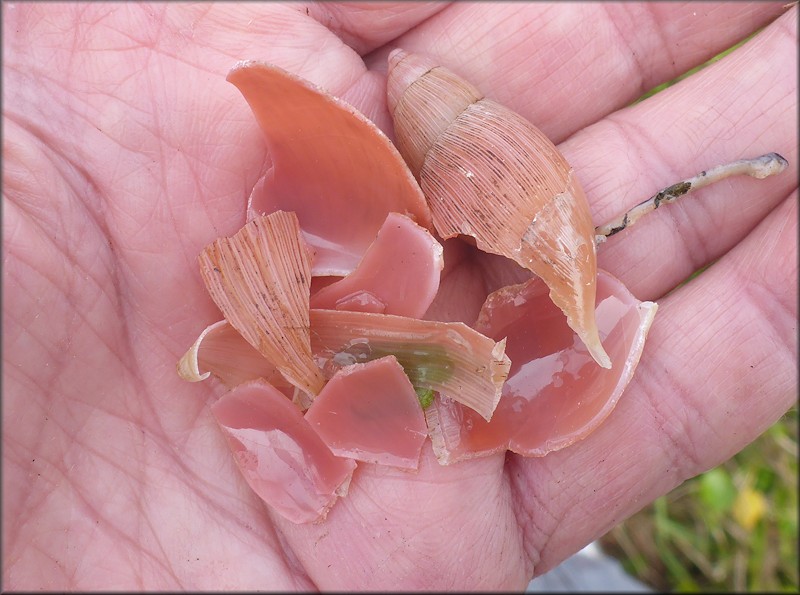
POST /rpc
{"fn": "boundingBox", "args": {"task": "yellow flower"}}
[732,487,767,530]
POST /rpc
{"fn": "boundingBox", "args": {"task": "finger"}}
[370,2,789,142]
[511,191,797,575]
[309,2,450,55]
[566,7,797,301]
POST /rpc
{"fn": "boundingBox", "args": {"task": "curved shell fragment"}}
[177,319,285,389]
[228,60,432,276]
[211,379,356,524]
[427,270,657,464]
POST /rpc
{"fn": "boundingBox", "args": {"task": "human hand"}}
[3,2,796,590]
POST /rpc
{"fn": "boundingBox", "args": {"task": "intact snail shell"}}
[387,50,611,369]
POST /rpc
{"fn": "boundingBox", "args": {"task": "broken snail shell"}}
[387,50,611,369]
[227,60,433,278]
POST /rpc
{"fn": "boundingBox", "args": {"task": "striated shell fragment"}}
[305,356,428,470]
[227,60,432,276]
[386,50,611,369]
[211,379,356,524]
[309,309,511,421]
[198,211,325,396]
[426,270,656,464]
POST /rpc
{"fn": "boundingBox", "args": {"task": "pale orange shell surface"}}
[387,50,610,369]
[228,61,432,277]
[198,211,325,396]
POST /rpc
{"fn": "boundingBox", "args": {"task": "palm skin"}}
[3,2,796,590]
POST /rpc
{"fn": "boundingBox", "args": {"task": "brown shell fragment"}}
[387,50,611,369]
[198,211,325,396]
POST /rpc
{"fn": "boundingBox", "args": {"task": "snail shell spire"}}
[387,49,611,369]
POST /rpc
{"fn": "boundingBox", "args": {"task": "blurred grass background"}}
[600,408,798,592]
[598,29,798,593]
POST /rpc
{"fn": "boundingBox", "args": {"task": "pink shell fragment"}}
[227,61,432,276]
[305,356,428,470]
[310,212,443,318]
[426,270,657,464]
[211,380,356,524]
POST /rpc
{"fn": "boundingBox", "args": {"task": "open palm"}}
[3,2,796,590]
